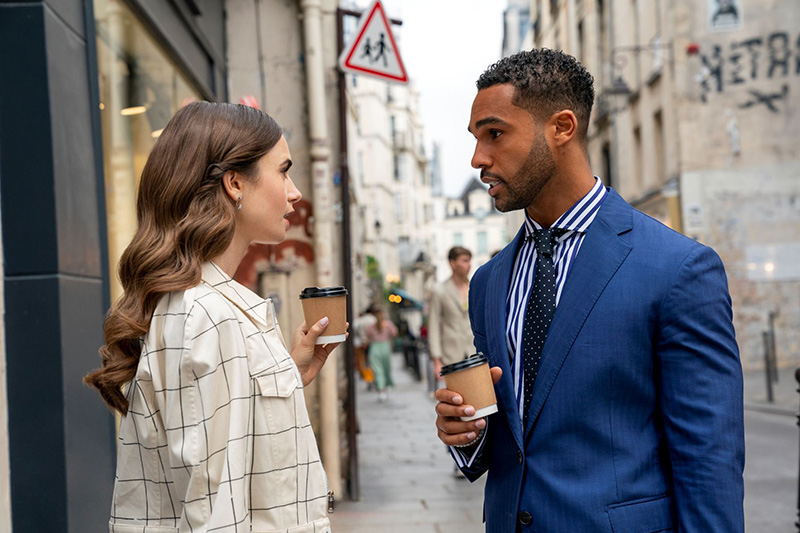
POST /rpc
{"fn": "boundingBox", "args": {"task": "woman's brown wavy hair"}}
[84,101,283,414]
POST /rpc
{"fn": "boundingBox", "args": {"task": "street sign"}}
[338,0,408,84]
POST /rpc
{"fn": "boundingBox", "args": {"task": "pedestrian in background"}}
[364,307,398,402]
[435,49,744,532]
[84,101,343,532]
[353,306,377,387]
[428,246,474,380]
[428,246,475,478]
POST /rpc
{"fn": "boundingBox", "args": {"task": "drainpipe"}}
[299,0,342,497]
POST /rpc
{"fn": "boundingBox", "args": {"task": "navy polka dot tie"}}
[522,228,565,421]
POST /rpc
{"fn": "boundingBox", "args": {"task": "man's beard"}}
[492,132,556,213]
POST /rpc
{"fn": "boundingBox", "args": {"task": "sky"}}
[351,0,507,197]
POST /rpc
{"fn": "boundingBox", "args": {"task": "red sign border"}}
[341,0,409,83]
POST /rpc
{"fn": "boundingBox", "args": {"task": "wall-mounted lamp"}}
[599,41,674,116]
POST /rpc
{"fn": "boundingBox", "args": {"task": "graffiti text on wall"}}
[698,31,798,112]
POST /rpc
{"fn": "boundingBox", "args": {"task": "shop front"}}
[0,0,224,530]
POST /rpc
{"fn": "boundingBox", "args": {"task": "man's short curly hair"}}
[477,49,595,142]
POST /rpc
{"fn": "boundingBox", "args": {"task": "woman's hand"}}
[290,317,349,386]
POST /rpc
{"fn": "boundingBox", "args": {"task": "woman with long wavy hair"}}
[85,101,343,533]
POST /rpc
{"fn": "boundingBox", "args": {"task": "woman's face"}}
[238,136,302,244]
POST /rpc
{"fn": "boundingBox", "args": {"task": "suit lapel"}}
[444,278,467,317]
[523,189,634,438]
[486,226,526,450]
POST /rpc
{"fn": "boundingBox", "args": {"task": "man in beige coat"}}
[429,246,475,380]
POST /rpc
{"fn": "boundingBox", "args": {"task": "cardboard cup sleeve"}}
[299,287,348,345]
[440,353,498,421]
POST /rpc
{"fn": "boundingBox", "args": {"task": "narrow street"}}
[745,409,798,532]
[331,354,486,533]
[332,359,800,532]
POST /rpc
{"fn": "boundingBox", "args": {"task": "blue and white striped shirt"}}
[506,178,607,419]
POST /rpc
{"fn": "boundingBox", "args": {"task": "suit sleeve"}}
[427,286,443,361]
[657,245,744,533]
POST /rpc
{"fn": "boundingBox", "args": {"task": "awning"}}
[389,288,424,310]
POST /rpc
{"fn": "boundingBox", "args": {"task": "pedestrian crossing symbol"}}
[339,0,408,84]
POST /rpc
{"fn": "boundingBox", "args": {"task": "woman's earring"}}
[236,196,242,211]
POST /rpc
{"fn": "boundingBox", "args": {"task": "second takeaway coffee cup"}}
[299,286,348,345]
[440,353,498,421]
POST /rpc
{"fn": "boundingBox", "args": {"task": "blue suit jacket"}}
[465,189,744,532]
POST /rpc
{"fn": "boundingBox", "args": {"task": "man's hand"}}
[435,366,502,446]
[433,358,443,381]
[291,317,349,386]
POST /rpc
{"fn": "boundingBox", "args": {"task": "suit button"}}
[518,450,523,464]
[518,511,532,526]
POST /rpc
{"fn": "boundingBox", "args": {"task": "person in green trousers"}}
[364,307,398,402]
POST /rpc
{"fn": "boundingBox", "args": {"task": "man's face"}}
[449,254,471,278]
[469,84,556,213]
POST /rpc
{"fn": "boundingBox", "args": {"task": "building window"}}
[94,0,201,302]
[477,231,488,254]
[394,193,403,223]
[654,110,665,185]
[602,142,613,189]
[453,232,463,246]
[597,0,607,88]
[633,126,643,191]
[393,154,401,180]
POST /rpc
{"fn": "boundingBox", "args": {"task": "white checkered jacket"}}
[109,262,332,533]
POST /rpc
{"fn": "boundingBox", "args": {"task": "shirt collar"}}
[201,261,276,330]
[523,177,606,240]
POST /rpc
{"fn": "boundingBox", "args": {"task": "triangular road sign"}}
[339,0,408,84]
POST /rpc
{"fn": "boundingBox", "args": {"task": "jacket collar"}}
[201,262,276,331]
[444,276,468,315]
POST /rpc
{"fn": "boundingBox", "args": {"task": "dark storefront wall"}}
[0,2,114,530]
[0,0,225,530]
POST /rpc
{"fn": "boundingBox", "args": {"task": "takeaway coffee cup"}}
[299,286,348,345]
[439,353,498,421]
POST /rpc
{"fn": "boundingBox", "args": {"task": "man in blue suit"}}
[434,49,744,532]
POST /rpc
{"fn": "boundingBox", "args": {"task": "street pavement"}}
[331,356,800,532]
[744,366,800,416]
[330,353,485,533]
[745,409,798,532]
[744,366,800,532]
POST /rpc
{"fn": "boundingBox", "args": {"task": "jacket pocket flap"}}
[110,523,178,533]
[607,493,674,533]
[254,363,299,398]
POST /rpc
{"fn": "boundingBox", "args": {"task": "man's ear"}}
[221,170,243,203]
[550,110,578,147]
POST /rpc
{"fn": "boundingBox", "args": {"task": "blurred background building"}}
[430,177,509,282]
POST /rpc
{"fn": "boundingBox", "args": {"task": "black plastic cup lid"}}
[440,353,488,377]
[299,286,348,299]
